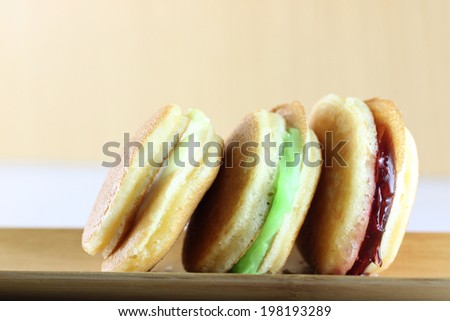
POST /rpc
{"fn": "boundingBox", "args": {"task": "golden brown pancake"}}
[82,106,223,272]
[82,105,188,257]
[298,94,418,275]
[364,99,418,274]
[183,102,322,273]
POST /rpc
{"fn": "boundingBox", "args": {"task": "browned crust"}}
[299,96,412,275]
[82,105,187,256]
[182,112,265,272]
[183,102,315,273]
[102,133,223,272]
[271,101,308,140]
[365,98,405,172]
[299,95,378,274]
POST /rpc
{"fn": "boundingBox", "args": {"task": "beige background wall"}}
[0,0,449,175]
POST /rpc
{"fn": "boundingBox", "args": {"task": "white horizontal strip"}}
[0,162,449,231]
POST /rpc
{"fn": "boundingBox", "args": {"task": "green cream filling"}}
[231,128,303,274]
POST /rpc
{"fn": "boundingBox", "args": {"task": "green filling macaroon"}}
[231,128,303,274]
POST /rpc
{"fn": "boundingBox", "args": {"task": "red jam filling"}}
[347,128,396,275]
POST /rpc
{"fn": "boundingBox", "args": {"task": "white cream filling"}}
[99,108,210,257]
[127,109,212,258]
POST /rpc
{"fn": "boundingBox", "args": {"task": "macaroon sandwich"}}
[82,105,223,272]
[298,94,419,275]
[183,102,322,274]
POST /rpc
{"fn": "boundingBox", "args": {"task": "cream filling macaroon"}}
[83,105,188,257]
[102,109,221,272]
[231,128,303,273]
[297,95,419,275]
[83,106,223,272]
[182,102,322,274]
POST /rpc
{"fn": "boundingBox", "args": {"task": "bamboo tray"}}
[0,229,449,300]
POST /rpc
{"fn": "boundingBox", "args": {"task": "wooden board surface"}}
[0,229,449,300]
